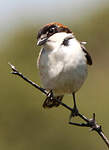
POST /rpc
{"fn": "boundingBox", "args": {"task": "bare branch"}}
[8,62,47,94]
[8,63,109,149]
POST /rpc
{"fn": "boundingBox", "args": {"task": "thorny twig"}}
[8,63,109,149]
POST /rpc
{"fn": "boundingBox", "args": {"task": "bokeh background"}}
[0,0,109,149]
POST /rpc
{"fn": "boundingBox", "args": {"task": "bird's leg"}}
[69,93,79,121]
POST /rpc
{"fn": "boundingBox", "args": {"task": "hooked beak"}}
[37,37,48,46]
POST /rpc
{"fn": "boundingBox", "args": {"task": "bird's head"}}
[37,22,72,47]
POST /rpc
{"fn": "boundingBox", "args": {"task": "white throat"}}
[44,32,73,50]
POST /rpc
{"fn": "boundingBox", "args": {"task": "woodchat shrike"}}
[37,22,92,118]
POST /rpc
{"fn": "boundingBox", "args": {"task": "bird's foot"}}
[47,90,54,99]
[69,107,79,121]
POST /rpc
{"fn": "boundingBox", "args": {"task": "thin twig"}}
[8,63,109,149]
[8,62,47,94]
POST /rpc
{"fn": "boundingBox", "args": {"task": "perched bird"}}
[37,22,92,118]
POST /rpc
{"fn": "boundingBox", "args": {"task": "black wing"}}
[80,42,92,65]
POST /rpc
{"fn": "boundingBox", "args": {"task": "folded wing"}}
[80,42,92,65]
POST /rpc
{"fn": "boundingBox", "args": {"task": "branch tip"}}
[8,62,17,72]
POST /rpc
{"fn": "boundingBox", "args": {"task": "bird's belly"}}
[54,68,87,95]
[40,63,87,96]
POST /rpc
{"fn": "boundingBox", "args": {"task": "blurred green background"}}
[0,0,109,149]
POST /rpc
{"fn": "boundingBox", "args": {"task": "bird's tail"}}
[43,95,64,108]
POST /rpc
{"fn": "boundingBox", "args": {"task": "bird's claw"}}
[47,90,54,99]
[69,107,79,121]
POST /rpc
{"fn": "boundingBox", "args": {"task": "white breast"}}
[37,33,88,96]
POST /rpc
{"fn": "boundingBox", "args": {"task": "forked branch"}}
[8,63,109,149]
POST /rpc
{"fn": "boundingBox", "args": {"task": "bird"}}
[37,22,92,119]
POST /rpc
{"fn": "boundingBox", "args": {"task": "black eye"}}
[49,27,55,33]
